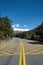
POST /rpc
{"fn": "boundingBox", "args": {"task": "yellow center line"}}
[23,45,26,65]
[19,40,26,65]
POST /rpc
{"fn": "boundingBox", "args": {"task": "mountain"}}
[14,31,23,34]
[15,22,43,42]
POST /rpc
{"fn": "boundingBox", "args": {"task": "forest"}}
[0,17,14,40]
[0,16,43,42]
[15,23,43,42]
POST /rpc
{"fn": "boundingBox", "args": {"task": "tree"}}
[0,17,14,40]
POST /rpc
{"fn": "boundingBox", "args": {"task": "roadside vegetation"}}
[0,16,43,42]
[0,16,14,40]
[15,23,43,42]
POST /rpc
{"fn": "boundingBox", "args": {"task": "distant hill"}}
[14,31,22,34]
[15,22,43,42]
[29,22,43,41]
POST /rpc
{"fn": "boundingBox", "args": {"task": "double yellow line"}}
[19,40,26,65]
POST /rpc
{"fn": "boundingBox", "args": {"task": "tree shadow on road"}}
[27,42,43,45]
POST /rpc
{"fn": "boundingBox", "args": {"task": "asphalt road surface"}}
[0,38,43,65]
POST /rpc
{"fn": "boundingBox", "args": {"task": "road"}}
[0,38,43,65]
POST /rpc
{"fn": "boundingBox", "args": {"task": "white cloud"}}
[12,24,20,28]
[12,24,29,31]
[12,25,15,28]
[24,25,27,27]
[13,28,29,31]
[15,24,20,27]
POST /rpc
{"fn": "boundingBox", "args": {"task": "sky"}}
[0,0,43,31]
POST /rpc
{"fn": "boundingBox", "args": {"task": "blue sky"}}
[0,0,43,31]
